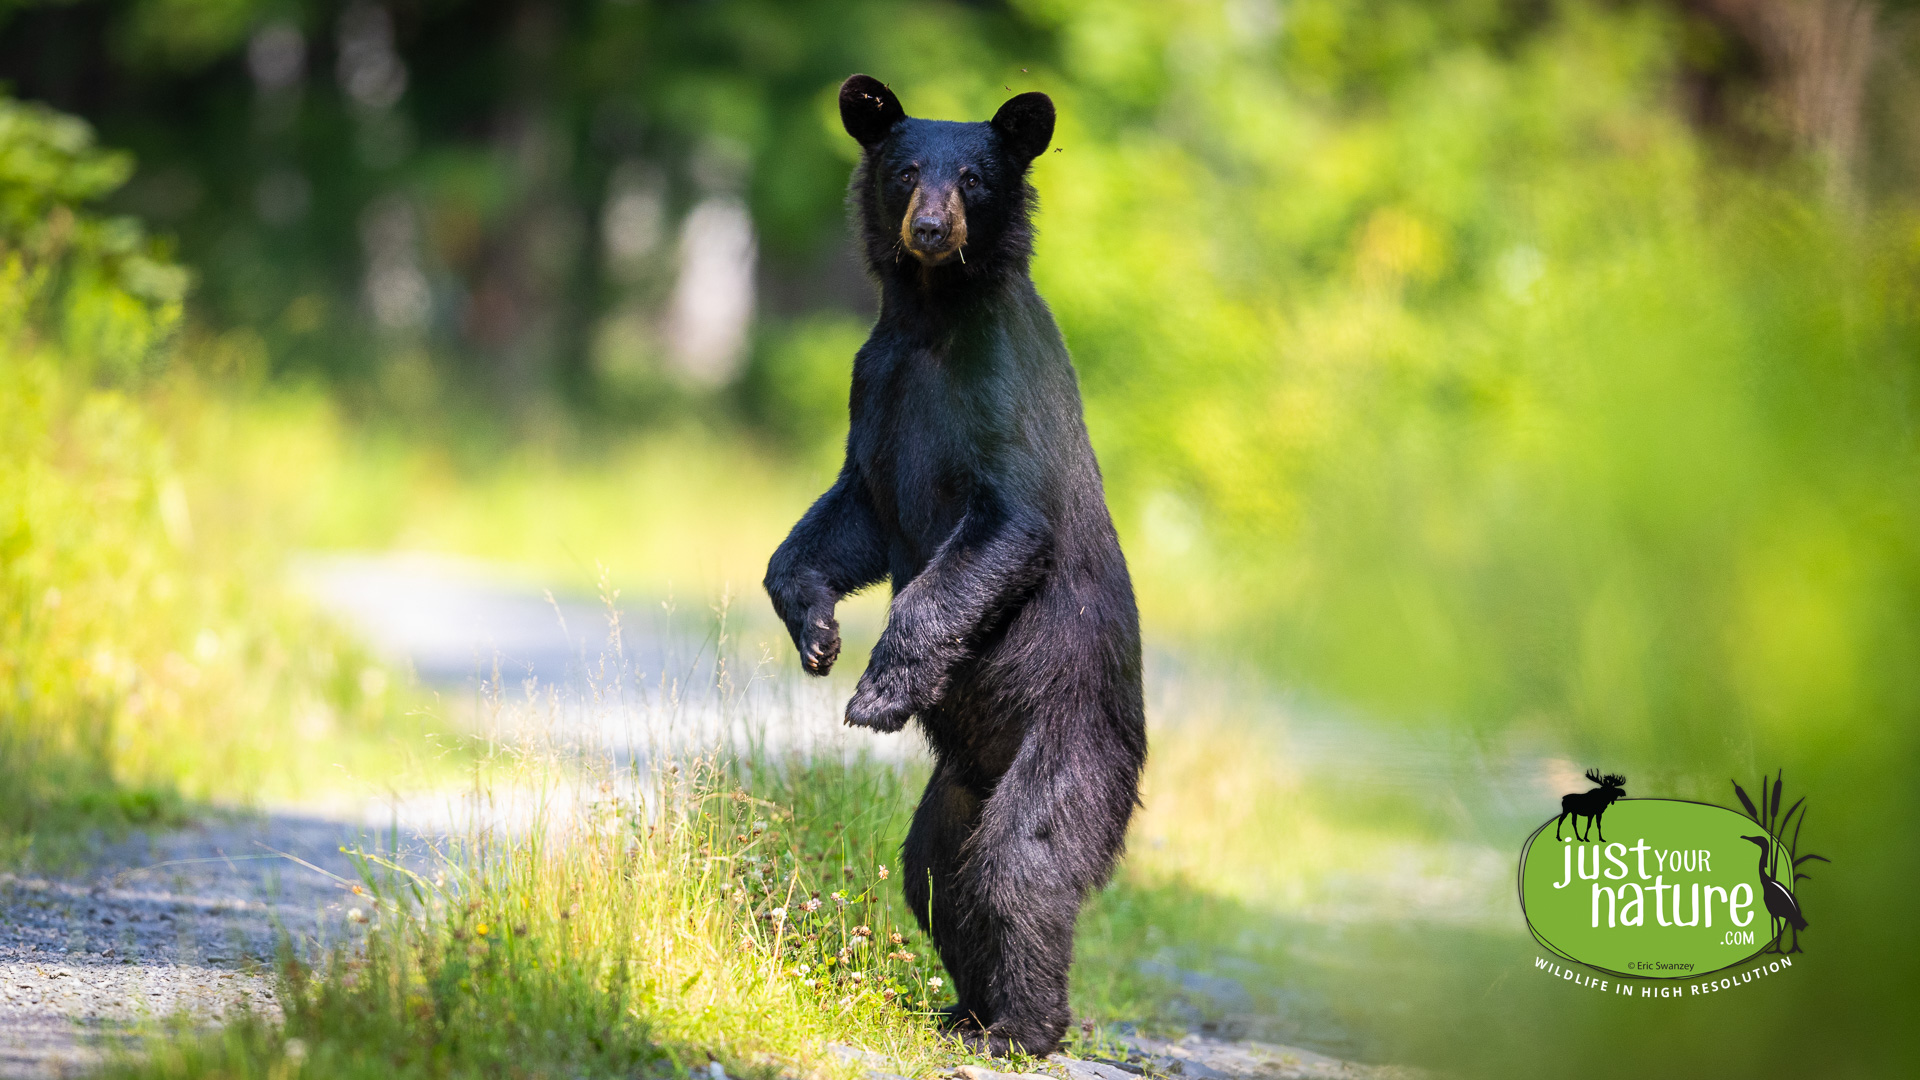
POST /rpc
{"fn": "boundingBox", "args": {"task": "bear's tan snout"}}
[899,185,968,265]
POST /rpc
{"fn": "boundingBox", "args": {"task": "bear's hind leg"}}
[949,730,1138,1057]
[952,875,1077,1057]
[902,763,991,1024]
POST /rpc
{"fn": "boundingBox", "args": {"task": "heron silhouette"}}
[1741,834,1808,953]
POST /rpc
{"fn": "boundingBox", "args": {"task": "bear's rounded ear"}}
[840,75,907,148]
[991,91,1054,164]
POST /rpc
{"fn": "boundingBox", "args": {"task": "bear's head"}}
[839,74,1054,284]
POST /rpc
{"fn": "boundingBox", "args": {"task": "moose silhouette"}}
[1554,769,1627,842]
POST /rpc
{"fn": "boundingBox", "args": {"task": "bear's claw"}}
[799,615,841,676]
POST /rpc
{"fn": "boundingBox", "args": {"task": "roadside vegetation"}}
[96,745,973,1080]
[0,98,456,862]
[81,610,1507,1080]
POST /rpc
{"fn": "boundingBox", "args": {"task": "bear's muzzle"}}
[900,185,969,265]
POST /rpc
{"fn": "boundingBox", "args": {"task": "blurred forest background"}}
[3,0,1919,1075]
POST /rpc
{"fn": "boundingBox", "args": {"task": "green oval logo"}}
[1519,799,1790,978]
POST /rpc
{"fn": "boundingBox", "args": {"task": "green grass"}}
[111,768,967,1080]
[68,612,1517,1080]
[88,677,1037,1080]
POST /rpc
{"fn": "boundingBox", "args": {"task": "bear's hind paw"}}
[949,1026,1037,1059]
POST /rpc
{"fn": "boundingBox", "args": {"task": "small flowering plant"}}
[696,804,954,1014]
[290,682,972,1080]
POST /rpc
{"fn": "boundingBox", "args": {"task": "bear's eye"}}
[898,166,917,184]
[963,174,979,189]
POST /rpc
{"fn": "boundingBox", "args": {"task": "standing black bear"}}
[764,75,1146,1056]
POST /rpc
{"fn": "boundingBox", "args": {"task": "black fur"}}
[765,75,1146,1057]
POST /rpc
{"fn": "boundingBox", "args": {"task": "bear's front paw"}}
[798,612,841,676]
[845,664,914,732]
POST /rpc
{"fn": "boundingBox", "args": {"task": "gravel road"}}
[0,814,376,1079]
[0,810,1409,1080]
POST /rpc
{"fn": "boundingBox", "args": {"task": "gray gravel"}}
[1097,1031,1416,1079]
[834,1029,1417,1080]
[0,813,378,1079]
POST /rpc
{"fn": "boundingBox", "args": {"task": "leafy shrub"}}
[0,96,435,857]
[0,96,188,379]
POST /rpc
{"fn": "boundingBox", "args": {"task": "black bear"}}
[763,74,1146,1056]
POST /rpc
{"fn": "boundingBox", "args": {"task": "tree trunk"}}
[1696,0,1880,203]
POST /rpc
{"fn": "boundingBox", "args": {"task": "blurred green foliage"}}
[1015,1,1920,767]
[8,0,1903,413]
[998,13,1919,1069]
[0,0,1054,403]
[0,98,450,857]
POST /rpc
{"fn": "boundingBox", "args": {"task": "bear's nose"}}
[912,214,948,248]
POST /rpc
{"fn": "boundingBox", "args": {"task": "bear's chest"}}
[852,348,986,572]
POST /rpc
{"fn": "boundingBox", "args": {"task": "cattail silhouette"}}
[1732,771,1827,953]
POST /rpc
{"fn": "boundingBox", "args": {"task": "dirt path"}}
[0,814,374,1079]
